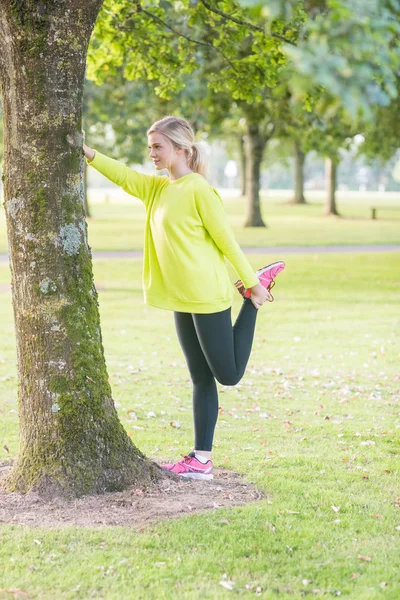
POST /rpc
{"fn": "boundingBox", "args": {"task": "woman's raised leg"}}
[192,298,258,386]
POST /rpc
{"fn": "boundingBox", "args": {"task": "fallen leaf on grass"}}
[169,421,181,428]
[245,583,263,592]
[350,573,360,579]
[360,440,375,446]
[0,590,30,599]
[267,522,276,532]
[379,582,387,589]
[358,555,372,562]
[219,580,235,591]
[3,445,9,453]
[331,505,340,513]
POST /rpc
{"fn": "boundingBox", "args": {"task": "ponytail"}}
[187,142,208,177]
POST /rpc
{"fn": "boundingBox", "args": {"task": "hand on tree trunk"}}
[83,143,95,162]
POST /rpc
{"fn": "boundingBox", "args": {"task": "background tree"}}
[245,0,400,120]
[359,77,400,164]
[313,114,355,216]
[87,0,305,226]
[270,87,317,205]
[0,0,161,497]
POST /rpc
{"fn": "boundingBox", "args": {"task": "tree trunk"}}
[239,134,246,197]
[293,141,307,204]
[244,123,267,227]
[324,157,340,216]
[83,161,91,218]
[0,1,161,497]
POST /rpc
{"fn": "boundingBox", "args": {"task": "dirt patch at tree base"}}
[0,462,265,528]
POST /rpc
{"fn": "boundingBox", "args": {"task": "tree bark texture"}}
[83,160,91,218]
[244,122,267,227]
[293,141,307,205]
[324,157,340,216]
[0,0,161,497]
[238,134,246,197]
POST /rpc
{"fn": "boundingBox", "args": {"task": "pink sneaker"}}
[235,261,285,302]
[160,452,213,480]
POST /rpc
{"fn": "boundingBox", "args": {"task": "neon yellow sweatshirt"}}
[88,152,259,313]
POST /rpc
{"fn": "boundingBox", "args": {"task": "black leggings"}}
[174,298,258,451]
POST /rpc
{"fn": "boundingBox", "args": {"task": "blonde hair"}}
[147,116,207,177]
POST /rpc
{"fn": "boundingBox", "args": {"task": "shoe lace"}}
[171,454,195,473]
[181,454,193,463]
[267,279,275,302]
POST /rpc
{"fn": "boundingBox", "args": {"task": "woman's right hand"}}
[249,282,271,309]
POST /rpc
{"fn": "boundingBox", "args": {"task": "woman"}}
[83,115,285,480]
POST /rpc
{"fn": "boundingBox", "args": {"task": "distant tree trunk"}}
[293,141,307,204]
[239,134,246,197]
[0,0,161,498]
[324,157,340,216]
[244,122,267,227]
[83,161,91,218]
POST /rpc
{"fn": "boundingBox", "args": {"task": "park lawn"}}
[1,190,400,253]
[0,252,399,599]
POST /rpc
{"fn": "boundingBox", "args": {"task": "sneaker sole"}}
[256,261,286,278]
[179,472,213,480]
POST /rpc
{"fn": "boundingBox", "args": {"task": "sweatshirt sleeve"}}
[195,184,259,289]
[87,151,163,207]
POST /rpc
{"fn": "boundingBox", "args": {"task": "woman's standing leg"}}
[173,311,219,452]
[193,298,258,386]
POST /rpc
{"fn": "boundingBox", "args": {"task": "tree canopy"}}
[243,0,400,119]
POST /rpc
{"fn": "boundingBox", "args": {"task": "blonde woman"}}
[83,116,285,480]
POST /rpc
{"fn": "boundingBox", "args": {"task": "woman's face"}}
[148,132,180,171]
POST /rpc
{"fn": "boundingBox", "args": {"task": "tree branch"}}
[199,0,295,45]
[127,6,239,73]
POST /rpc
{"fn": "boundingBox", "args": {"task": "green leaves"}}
[241,1,400,120]
[88,0,293,103]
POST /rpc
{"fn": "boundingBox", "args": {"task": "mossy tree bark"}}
[83,161,91,218]
[0,0,161,497]
[293,141,307,205]
[324,157,340,216]
[244,122,269,228]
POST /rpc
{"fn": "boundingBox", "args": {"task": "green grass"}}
[0,252,399,599]
[0,189,399,253]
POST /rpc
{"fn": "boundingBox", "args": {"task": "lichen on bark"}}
[59,224,82,256]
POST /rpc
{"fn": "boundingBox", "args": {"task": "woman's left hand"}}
[249,282,271,309]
